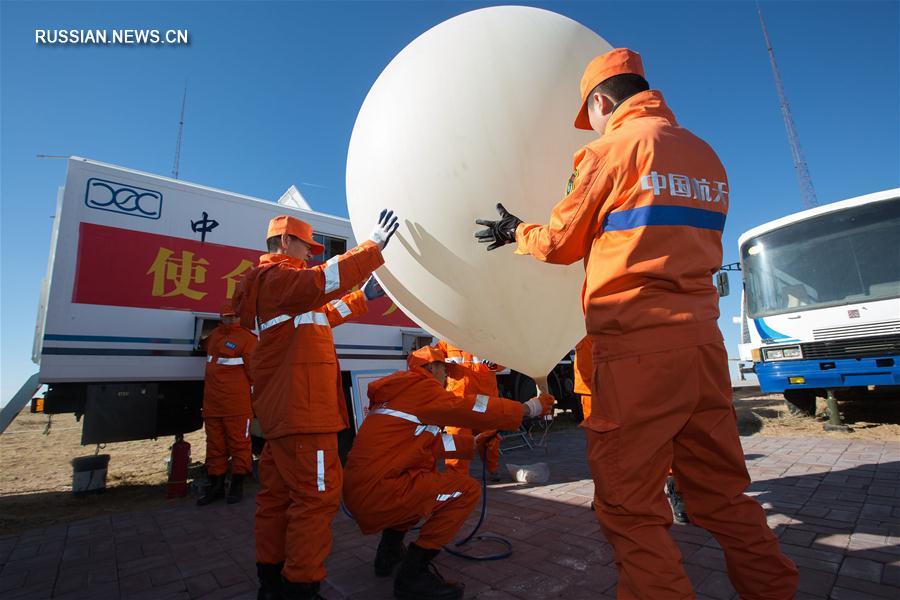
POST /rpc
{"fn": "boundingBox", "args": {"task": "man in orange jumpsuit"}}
[435,340,504,477]
[343,345,554,600]
[475,48,798,599]
[233,210,399,600]
[198,303,258,505]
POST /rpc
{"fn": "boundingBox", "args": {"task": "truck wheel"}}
[784,390,816,417]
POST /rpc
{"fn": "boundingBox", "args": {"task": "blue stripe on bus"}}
[603,205,726,232]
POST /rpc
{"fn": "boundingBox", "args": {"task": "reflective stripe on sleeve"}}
[414,424,440,437]
[216,357,244,365]
[206,355,213,363]
[324,256,341,293]
[441,433,456,452]
[370,407,422,425]
[245,418,251,438]
[316,450,325,492]
[473,394,489,413]
[436,491,462,502]
[445,357,464,364]
[330,299,351,318]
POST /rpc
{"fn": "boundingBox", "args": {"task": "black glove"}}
[363,275,385,301]
[474,203,523,251]
[369,209,400,250]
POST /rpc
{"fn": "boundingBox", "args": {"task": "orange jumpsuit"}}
[343,368,526,548]
[435,341,503,475]
[515,90,798,598]
[233,242,383,584]
[202,323,257,476]
[573,337,592,420]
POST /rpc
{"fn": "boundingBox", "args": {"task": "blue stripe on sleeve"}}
[603,205,726,232]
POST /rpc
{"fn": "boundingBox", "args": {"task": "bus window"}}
[741,196,900,318]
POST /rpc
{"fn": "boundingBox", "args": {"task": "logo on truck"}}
[85,178,162,219]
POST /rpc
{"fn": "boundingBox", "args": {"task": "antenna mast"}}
[756,2,818,208]
[172,84,187,179]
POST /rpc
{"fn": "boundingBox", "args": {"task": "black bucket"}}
[72,454,110,495]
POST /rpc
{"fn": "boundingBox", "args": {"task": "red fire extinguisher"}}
[167,434,191,499]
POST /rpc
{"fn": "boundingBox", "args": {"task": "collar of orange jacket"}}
[605,90,676,135]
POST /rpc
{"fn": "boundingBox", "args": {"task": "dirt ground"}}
[731,387,900,439]
[0,413,207,535]
[1,389,898,535]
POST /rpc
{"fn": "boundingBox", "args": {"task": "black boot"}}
[197,474,225,506]
[227,474,244,504]
[257,562,283,600]
[281,578,323,600]
[394,543,464,600]
[375,529,407,577]
[666,476,690,524]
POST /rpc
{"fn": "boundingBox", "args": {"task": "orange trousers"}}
[204,415,252,476]
[585,341,798,599]
[255,433,341,583]
[443,426,472,476]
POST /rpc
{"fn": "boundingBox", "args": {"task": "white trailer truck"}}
[5,157,581,447]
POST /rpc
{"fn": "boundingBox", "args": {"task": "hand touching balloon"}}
[474,203,523,251]
[369,209,400,250]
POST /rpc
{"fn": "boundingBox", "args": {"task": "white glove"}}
[369,209,400,250]
[523,397,543,418]
[523,394,554,418]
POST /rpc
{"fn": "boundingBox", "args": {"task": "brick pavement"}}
[1,431,898,599]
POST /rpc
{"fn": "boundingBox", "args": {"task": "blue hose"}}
[442,449,513,561]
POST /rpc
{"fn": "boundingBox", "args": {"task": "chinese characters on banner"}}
[73,222,416,326]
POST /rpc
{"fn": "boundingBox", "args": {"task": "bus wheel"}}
[783,390,816,417]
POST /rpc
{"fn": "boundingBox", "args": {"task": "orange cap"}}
[407,345,447,369]
[220,303,237,318]
[266,215,325,255]
[574,48,645,130]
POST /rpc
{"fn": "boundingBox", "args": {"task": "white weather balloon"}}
[347,6,611,379]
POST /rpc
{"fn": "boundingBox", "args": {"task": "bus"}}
[734,188,900,416]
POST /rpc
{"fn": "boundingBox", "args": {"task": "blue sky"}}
[2,0,898,403]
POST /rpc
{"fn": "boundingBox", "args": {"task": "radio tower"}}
[172,84,187,179]
[756,2,818,208]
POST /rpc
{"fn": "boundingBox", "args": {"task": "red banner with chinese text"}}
[73,223,417,327]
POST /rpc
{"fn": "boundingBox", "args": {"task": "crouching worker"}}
[198,303,257,505]
[343,345,554,600]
